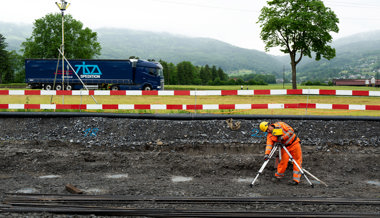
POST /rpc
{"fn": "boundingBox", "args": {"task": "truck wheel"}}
[66,85,72,90]
[55,84,62,90]
[45,84,53,90]
[111,85,119,90]
[143,85,152,91]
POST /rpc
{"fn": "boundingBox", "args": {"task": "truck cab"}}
[127,59,164,90]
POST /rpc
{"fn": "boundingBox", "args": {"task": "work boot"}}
[289,181,299,186]
[271,177,282,183]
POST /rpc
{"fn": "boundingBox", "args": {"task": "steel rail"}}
[4,194,380,205]
[2,205,378,217]
[3,195,379,217]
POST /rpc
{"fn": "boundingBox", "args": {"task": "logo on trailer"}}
[76,62,102,78]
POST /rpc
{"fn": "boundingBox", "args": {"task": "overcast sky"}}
[1,0,380,55]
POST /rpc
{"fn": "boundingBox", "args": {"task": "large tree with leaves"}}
[258,0,339,89]
[22,13,101,59]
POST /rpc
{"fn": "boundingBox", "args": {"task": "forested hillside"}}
[296,31,380,82]
[0,22,283,75]
[96,28,283,74]
[1,21,380,82]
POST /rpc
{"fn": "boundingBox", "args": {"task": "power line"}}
[325,0,380,9]
[148,0,380,22]
[324,0,380,21]
[151,0,380,13]
[148,0,260,13]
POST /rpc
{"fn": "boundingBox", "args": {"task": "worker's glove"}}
[264,154,269,161]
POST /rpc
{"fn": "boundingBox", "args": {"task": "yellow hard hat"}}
[259,121,269,132]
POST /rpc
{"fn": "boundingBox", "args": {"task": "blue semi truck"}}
[25,59,164,90]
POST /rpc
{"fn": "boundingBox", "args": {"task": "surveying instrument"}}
[250,125,328,188]
[250,141,315,188]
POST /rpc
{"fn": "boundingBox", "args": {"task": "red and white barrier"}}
[1,103,379,110]
[1,89,380,96]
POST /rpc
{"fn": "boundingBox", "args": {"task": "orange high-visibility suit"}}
[265,122,302,183]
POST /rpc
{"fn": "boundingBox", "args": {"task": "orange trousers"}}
[275,142,302,183]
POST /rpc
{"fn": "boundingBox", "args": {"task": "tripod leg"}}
[303,168,328,187]
[250,145,278,187]
[275,147,281,169]
[280,144,314,188]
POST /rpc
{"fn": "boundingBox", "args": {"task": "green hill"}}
[296,31,380,81]
[1,21,380,81]
[97,28,283,74]
[0,22,283,75]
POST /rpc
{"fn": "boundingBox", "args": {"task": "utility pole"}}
[283,65,285,89]
[56,0,70,103]
[54,0,97,104]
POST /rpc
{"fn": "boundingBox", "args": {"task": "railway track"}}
[1,194,379,217]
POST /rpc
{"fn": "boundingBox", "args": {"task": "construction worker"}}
[259,121,302,185]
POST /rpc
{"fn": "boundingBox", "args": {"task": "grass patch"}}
[1,83,379,91]
[1,108,379,117]
[1,95,378,105]
[0,83,27,89]
[0,85,379,116]
[165,84,380,91]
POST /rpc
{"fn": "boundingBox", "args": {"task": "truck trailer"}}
[25,59,164,90]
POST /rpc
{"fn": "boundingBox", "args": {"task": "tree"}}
[8,51,25,83]
[235,78,244,85]
[217,67,228,81]
[167,62,178,85]
[227,79,236,85]
[258,0,339,89]
[0,34,11,84]
[177,61,196,85]
[200,66,211,85]
[202,65,212,85]
[160,61,169,84]
[160,60,177,85]
[211,65,219,81]
[22,13,101,59]
[2,65,14,83]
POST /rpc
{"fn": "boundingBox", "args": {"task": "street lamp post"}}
[55,0,70,94]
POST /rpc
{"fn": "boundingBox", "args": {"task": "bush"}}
[301,80,328,86]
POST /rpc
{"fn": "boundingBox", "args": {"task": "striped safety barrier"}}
[1,103,379,110]
[0,89,380,96]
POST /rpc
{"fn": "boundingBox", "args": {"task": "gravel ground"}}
[0,116,379,216]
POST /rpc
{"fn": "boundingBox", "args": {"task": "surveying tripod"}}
[250,143,314,188]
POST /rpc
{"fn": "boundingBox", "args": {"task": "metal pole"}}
[51,52,61,104]
[58,49,98,104]
[306,88,309,115]
[250,144,279,187]
[194,88,197,115]
[283,65,285,89]
[61,7,65,103]
[56,0,70,101]
[280,144,314,187]
[62,11,64,90]
[302,168,328,187]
